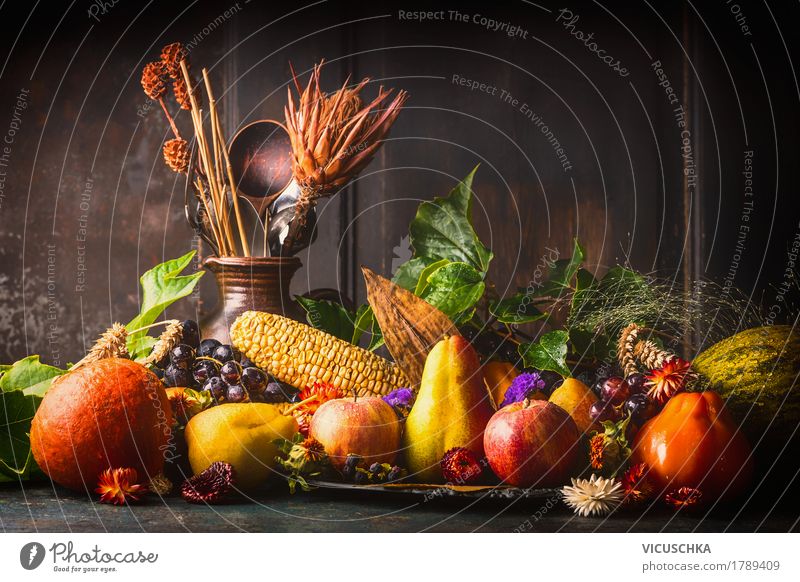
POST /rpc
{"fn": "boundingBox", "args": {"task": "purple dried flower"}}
[500,372,546,408]
[383,387,415,417]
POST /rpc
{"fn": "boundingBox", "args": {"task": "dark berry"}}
[198,338,221,358]
[220,361,243,384]
[169,344,196,369]
[386,466,403,482]
[181,320,201,349]
[624,393,657,423]
[225,384,248,403]
[600,377,629,404]
[212,344,238,363]
[369,462,382,475]
[151,366,164,379]
[354,470,368,485]
[241,367,267,394]
[262,382,289,403]
[240,356,254,368]
[625,373,647,395]
[164,363,192,387]
[342,454,362,480]
[591,378,607,398]
[589,399,621,423]
[202,376,226,401]
[192,359,219,385]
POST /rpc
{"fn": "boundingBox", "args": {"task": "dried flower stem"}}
[202,68,250,257]
[158,98,182,139]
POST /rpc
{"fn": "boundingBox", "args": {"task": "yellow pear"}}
[185,403,298,490]
[403,335,495,483]
[548,377,598,434]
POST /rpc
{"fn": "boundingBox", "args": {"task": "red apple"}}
[309,396,401,470]
[484,399,580,488]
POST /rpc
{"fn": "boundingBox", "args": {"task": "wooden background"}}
[0,0,797,366]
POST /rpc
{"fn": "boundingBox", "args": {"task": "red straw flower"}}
[665,486,703,509]
[96,468,148,505]
[646,358,693,405]
[621,462,652,504]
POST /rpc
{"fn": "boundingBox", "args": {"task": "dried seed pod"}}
[160,42,187,79]
[180,461,234,504]
[617,323,640,378]
[163,138,190,173]
[634,339,675,371]
[140,61,166,100]
[173,77,191,110]
[142,319,183,365]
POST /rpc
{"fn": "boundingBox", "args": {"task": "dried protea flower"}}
[141,61,167,100]
[300,437,327,463]
[621,462,652,504]
[282,62,407,252]
[73,323,128,370]
[163,138,190,173]
[161,42,187,79]
[665,486,702,509]
[180,461,235,504]
[96,467,148,505]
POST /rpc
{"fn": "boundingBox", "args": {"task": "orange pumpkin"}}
[632,391,753,500]
[31,359,173,491]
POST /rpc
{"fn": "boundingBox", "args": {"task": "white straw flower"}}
[561,474,623,517]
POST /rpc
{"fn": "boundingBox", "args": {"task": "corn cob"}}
[230,311,408,396]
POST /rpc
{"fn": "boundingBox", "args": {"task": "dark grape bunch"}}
[151,319,296,406]
[589,373,658,424]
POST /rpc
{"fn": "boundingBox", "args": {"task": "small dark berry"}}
[220,361,243,384]
[262,381,288,403]
[212,344,238,363]
[170,344,196,369]
[601,377,629,404]
[241,366,267,394]
[198,338,221,358]
[625,373,647,395]
[181,320,201,349]
[240,356,254,368]
[225,384,248,403]
[164,363,192,387]
[192,360,219,385]
[202,376,226,401]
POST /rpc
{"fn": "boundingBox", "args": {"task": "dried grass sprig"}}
[283,61,407,252]
[141,319,183,365]
[72,323,128,370]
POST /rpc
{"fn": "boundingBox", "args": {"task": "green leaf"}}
[519,330,570,378]
[0,355,67,397]
[296,296,355,343]
[129,336,158,363]
[0,390,43,481]
[419,262,485,323]
[126,251,204,346]
[537,239,585,297]
[414,259,450,295]
[409,167,493,274]
[392,256,438,291]
[489,291,547,325]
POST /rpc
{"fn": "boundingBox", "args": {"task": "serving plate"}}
[307,480,559,501]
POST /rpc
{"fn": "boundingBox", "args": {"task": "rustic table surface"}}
[2,484,797,533]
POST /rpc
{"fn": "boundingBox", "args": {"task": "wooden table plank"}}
[1,485,797,533]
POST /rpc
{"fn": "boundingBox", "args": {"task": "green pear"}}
[403,335,495,482]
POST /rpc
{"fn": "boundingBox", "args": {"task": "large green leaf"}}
[0,355,67,396]
[419,262,485,323]
[536,239,585,297]
[519,330,571,378]
[414,259,450,295]
[409,167,493,274]
[296,296,355,343]
[126,251,204,345]
[0,390,43,482]
[489,291,547,325]
[392,257,438,291]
